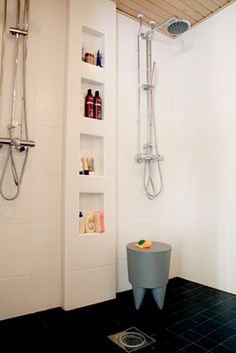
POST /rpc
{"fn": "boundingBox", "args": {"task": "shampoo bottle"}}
[85,89,94,118]
[94,91,102,120]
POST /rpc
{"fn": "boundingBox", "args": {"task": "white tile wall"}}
[0,276,31,320]
[117,5,236,296]
[65,266,116,310]
[30,223,61,273]
[0,173,32,225]
[174,2,236,294]
[116,259,131,293]
[116,14,177,293]
[0,0,66,319]
[31,126,62,175]
[65,221,116,271]
[30,271,61,313]
[0,224,31,277]
[30,174,61,223]
[229,262,236,293]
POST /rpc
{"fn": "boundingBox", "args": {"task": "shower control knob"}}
[135,154,142,163]
[18,146,26,152]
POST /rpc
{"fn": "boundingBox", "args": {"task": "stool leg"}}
[132,286,146,310]
[151,286,166,310]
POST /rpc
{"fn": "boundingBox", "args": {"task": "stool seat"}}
[126,241,171,310]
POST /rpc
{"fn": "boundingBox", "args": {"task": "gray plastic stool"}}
[126,241,171,310]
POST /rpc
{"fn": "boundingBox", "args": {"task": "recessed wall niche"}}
[79,192,105,236]
[80,134,104,176]
[79,192,104,212]
[81,77,104,120]
[82,25,104,67]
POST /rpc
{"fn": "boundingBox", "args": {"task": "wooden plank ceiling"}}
[114,0,235,37]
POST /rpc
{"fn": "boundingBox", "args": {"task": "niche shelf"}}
[79,116,105,138]
[80,134,104,176]
[79,192,105,236]
[81,25,104,68]
[81,77,104,120]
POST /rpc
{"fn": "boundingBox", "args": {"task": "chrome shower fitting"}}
[135,153,162,163]
[135,143,162,164]
[142,83,154,90]
[0,137,35,148]
[136,14,163,200]
[9,27,28,36]
[140,16,190,39]
[0,0,35,201]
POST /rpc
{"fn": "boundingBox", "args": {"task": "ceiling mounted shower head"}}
[166,18,191,36]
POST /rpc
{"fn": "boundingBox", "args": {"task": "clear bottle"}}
[81,47,85,61]
[79,211,85,234]
[89,157,95,175]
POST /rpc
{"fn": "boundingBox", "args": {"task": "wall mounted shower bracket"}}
[142,83,154,90]
[9,27,28,36]
[0,136,35,148]
[135,153,163,163]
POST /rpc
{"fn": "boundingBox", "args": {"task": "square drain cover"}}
[108,326,156,352]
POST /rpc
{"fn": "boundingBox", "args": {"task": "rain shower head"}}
[139,15,191,39]
[165,18,191,36]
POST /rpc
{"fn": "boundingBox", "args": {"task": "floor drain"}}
[119,331,146,348]
[108,327,156,352]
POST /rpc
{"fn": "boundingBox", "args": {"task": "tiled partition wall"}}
[0,0,66,319]
[174,3,236,294]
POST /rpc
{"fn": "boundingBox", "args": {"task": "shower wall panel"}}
[0,0,66,320]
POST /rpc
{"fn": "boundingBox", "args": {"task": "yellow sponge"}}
[135,239,152,249]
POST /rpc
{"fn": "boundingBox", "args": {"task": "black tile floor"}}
[1,277,236,352]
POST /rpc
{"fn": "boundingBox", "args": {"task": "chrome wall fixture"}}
[0,0,35,200]
[135,14,190,200]
[135,15,163,200]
